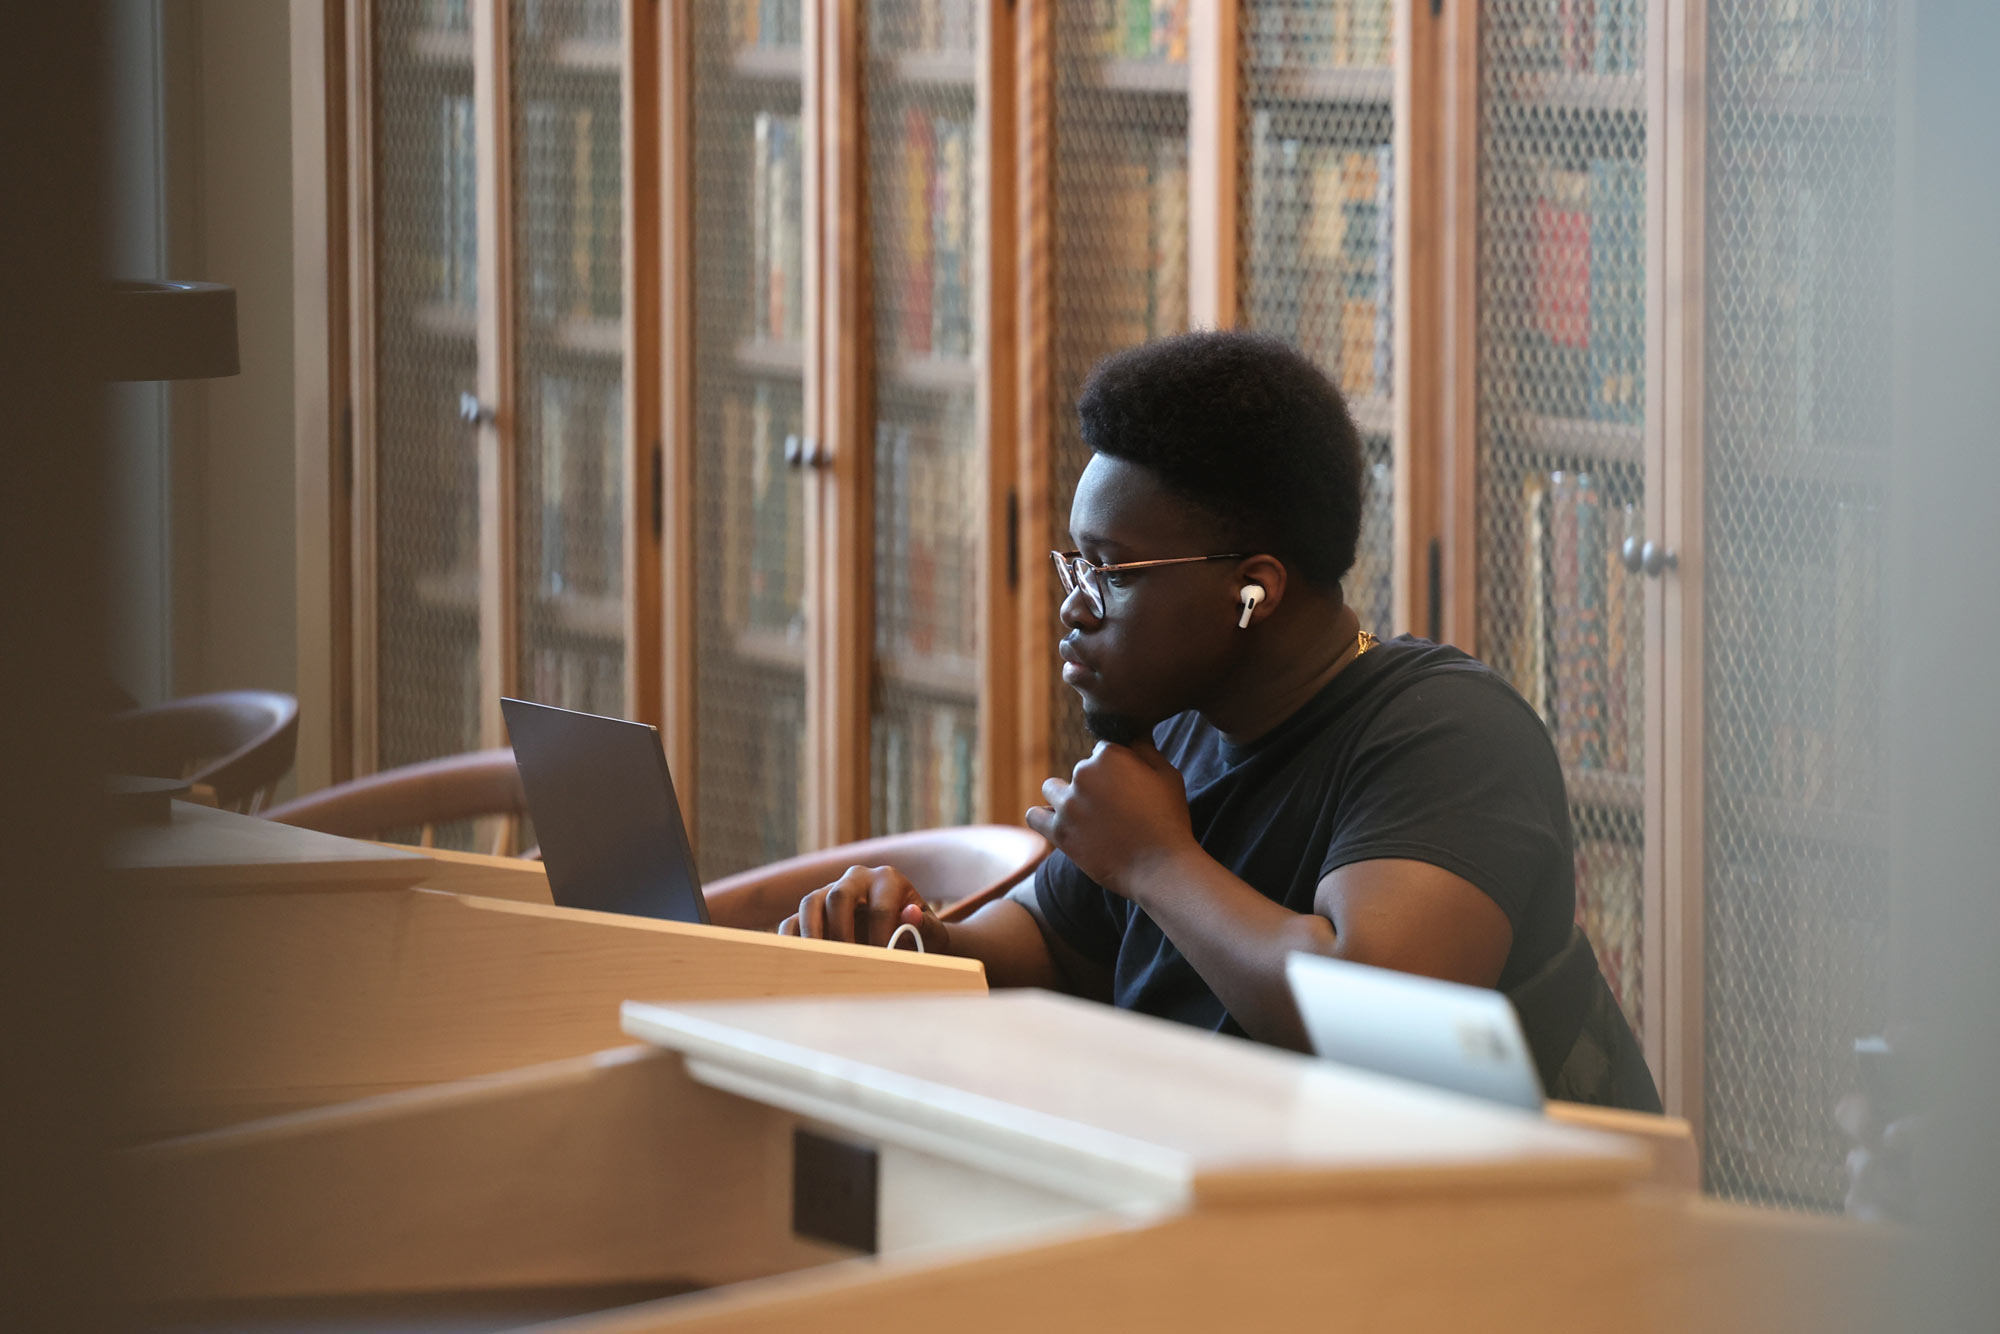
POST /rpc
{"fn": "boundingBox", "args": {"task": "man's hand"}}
[1026,735,1198,898]
[777,865,950,952]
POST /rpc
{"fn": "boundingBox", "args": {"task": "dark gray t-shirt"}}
[1034,636,1576,1040]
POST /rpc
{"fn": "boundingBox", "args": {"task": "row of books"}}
[1574,836,1642,1034]
[893,110,976,364]
[750,112,807,347]
[1727,0,1886,81]
[874,703,979,834]
[1709,139,1884,456]
[1078,133,1188,349]
[1502,0,1645,77]
[876,407,981,665]
[525,644,625,719]
[431,93,478,313]
[867,0,977,55]
[1248,0,1393,70]
[522,98,623,325]
[1497,156,1645,426]
[719,382,807,639]
[1508,470,1644,778]
[727,0,804,51]
[1344,458,1394,637]
[532,372,624,601]
[1708,499,1881,813]
[1089,0,1188,63]
[1248,130,1393,405]
[518,0,621,44]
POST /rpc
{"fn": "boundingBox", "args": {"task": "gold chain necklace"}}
[1356,629,1378,655]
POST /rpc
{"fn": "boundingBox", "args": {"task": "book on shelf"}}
[518,0,621,43]
[721,381,805,639]
[1508,469,1642,778]
[1574,836,1643,1033]
[730,0,803,50]
[1250,123,1394,405]
[527,643,624,717]
[1089,0,1186,62]
[1767,0,1887,79]
[423,0,469,33]
[523,97,623,325]
[1345,457,1394,636]
[533,372,624,603]
[1512,154,1643,424]
[892,106,981,366]
[874,702,977,835]
[1249,0,1393,70]
[1079,131,1187,349]
[877,392,980,667]
[1500,0,1644,76]
[868,0,975,54]
[435,93,477,312]
[751,111,805,347]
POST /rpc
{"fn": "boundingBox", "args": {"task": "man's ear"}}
[1234,555,1288,628]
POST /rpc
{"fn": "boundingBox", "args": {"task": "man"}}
[783,330,1658,1110]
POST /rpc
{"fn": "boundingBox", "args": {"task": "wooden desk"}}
[115,805,984,1136]
[132,992,1898,1333]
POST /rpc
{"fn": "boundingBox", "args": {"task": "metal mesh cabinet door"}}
[1701,0,1895,1210]
[1043,0,1193,775]
[1476,1,1651,1040]
[372,0,484,780]
[864,1,986,835]
[689,0,811,878]
[1241,0,1397,636]
[511,0,629,723]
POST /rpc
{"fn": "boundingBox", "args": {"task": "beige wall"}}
[166,0,299,784]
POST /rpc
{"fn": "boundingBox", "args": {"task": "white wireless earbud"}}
[1237,583,1265,629]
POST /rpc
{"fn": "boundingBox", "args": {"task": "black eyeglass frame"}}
[1049,549,1249,618]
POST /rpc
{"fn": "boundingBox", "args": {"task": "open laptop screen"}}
[501,698,709,925]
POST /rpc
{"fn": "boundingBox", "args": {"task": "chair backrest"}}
[107,690,299,814]
[263,748,530,857]
[702,824,1051,931]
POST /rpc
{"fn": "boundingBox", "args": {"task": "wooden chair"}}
[263,748,531,857]
[703,825,1050,932]
[107,690,298,814]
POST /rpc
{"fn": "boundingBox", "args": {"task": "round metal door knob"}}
[1621,535,1645,574]
[458,392,495,427]
[1639,541,1678,577]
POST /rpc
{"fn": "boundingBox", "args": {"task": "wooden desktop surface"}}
[623,990,1642,1211]
[107,799,432,893]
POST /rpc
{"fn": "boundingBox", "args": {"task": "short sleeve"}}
[1031,849,1123,966]
[1319,671,1572,937]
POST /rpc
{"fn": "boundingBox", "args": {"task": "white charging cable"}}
[885,921,925,953]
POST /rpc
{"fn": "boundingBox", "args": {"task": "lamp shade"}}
[102,279,239,381]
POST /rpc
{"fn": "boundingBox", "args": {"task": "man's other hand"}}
[1027,735,1198,898]
[777,864,950,952]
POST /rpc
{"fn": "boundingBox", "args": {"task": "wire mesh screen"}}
[1046,0,1191,775]
[1476,1,1650,1036]
[512,0,628,721]
[691,0,809,878]
[1242,0,1395,635]
[1702,0,1895,1210]
[374,0,483,785]
[866,0,985,834]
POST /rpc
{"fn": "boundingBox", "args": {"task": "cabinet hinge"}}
[1005,488,1020,592]
[650,440,664,541]
[1427,538,1443,644]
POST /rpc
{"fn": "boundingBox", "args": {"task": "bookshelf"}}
[302,0,1899,1217]
[1413,0,1902,1212]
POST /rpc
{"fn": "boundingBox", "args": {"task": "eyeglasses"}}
[1050,549,1247,618]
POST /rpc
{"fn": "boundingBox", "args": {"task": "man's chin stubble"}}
[1083,707,1148,746]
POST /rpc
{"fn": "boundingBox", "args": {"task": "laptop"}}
[500,698,710,925]
[1284,951,1544,1111]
